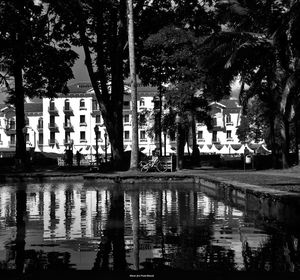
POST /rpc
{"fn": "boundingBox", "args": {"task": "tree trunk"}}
[13,2,26,168]
[177,124,185,170]
[280,116,290,169]
[128,0,139,171]
[269,116,278,168]
[158,85,163,156]
[295,116,299,165]
[191,115,200,163]
[77,0,126,170]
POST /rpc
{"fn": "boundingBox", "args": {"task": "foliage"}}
[201,0,300,168]
[0,0,77,165]
[0,1,77,99]
[236,97,267,143]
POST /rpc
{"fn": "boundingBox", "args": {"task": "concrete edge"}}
[1,172,300,201]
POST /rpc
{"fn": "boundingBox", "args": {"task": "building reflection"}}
[0,182,300,272]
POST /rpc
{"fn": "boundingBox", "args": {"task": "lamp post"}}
[104,130,108,163]
[94,125,99,166]
[175,114,181,171]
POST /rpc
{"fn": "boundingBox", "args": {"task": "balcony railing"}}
[8,141,16,147]
[63,139,73,145]
[48,123,59,132]
[48,106,59,116]
[212,138,221,144]
[37,124,43,132]
[48,139,57,146]
[63,122,74,131]
[63,106,74,116]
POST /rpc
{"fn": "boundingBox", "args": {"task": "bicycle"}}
[139,157,168,172]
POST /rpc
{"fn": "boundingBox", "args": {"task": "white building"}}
[0,81,249,159]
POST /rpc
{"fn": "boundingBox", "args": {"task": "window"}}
[65,99,70,110]
[124,131,130,140]
[80,115,86,125]
[50,115,55,125]
[92,99,99,111]
[124,114,130,123]
[49,99,55,110]
[140,130,146,140]
[197,131,203,140]
[80,131,86,141]
[25,117,29,126]
[123,101,130,107]
[212,117,217,126]
[65,115,71,127]
[50,132,55,141]
[49,132,55,145]
[139,98,145,107]
[212,131,217,142]
[226,114,232,124]
[80,99,85,109]
[9,119,15,129]
[10,134,16,144]
[95,115,101,124]
[38,118,43,129]
[65,131,70,143]
[226,130,232,139]
[38,133,43,144]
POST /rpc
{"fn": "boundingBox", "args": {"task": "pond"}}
[0,180,300,274]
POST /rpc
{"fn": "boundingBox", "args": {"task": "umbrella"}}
[199,144,211,154]
[219,144,230,154]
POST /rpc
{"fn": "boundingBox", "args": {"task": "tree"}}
[236,97,268,144]
[140,25,218,166]
[202,0,300,168]
[0,0,77,168]
[127,0,139,171]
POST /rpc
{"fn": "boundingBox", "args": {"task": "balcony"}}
[8,141,16,147]
[48,123,59,132]
[63,122,74,132]
[48,139,57,146]
[212,138,221,144]
[197,138,205,142]
[37,124,43,132]
[139,139,147,143]
[37,140,43,146]
[63,139,73,146]
[63,106,74,116]
[4,127,16,135]
[48,106,59,116]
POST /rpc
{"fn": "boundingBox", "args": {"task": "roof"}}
[24,103,43,113]
[65,80,158,98]
[219,98,241,108]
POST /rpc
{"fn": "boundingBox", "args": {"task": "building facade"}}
[0,81,247,159]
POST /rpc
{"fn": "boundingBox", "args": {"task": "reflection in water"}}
[0,182,299,273]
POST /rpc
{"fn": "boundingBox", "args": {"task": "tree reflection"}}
[15,189,27,273]
[93,187,127,272]
[242,231,300,272]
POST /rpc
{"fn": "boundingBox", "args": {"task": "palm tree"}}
[202,0,300,168]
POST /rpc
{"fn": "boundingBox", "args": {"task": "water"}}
[0,181,299,273]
